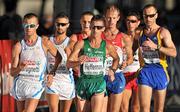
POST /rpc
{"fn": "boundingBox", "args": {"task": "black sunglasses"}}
[92,26,104,30]
[143,13,156,18]
[23,24,36,29]
[55,22,68,27]
[126,19,138,23]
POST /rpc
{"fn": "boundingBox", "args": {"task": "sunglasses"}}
[143,13,156,18]
[23,24,36,29]
[126,19,138,23]
[55,22,68,27]
[92,26,104,30]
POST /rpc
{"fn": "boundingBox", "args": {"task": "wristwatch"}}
[109,67,116,74]
[49,71,56,76]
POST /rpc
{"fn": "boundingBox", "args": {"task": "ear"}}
[102,27,105,31]
[67,23,70,28]
[117,15,120,21]
[36,24,39,29]
[137,20,141,26]
[155,13,158,19]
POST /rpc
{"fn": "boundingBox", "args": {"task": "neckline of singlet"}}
[53,36,68,45]
[142,27,161,39]
[24,36,39,47]
[103,31,121,41]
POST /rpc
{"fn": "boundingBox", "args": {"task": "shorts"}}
[10,77,45,101]
[76,75,106,100]
[137,65,169,90]
[45,73,75,100]
[124,72,138,92]
[104,72,126,94]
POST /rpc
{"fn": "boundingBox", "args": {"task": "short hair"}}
[91,15,105,25]
[23,13,38,21]
[104,4,120,15]
[55,12,69,21]
[81,11,94,18]
[143,4,157,12]
[126,10,141,20]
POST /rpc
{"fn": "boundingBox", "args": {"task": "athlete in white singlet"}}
[10,13,61,112]
[45,12,75,112]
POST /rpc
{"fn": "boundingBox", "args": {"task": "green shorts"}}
[76,75,106,100]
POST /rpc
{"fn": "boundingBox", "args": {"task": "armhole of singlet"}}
[40,36,47,57]
[156,27,162,46]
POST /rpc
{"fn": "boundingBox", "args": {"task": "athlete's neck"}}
[81,30,91,38]
[55,32,67,44]
[25,34,37,45]
[108,27,119,34]
[90,35,102,45]
[127,30,135,38]
[145,24,159,32]
[89,38,102,49]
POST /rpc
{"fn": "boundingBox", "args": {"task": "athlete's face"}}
[91,20,105,37]
[55,17,69,34]
[105,10,120,28]
[143,7,158,27]
[126,15,140,32]
[80,15,93,32]
[23,17,39,37]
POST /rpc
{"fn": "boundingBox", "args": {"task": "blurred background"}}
[0,0,180,112]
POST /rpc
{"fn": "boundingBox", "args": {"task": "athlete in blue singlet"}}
[136,4,177,112]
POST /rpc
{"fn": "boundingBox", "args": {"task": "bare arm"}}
[142,27,177,58]
[133,28,142,52]
[122,33,133,66]
[106,43,119,81]
[67,40,84,68]
[106,43,119,71]
[11,42,26,76]
[159,28,177,57]
[42,37,62,73]
[69,34,78,52]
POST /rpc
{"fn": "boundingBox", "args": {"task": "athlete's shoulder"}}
[70,33,79,42]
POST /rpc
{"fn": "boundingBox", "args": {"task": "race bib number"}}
[83,62,104,75]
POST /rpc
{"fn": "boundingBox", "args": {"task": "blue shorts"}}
[137,65,169,90]
[104,72,125,94]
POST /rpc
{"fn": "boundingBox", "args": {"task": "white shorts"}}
[10,77,45,101]
[45,79,75,100]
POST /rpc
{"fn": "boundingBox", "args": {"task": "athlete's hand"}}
[120,61,127,70]
[46,75,53,87]
[78,55,88,64]
[19,61,28,70]
[108,69,115,82]
[142,38,157,50]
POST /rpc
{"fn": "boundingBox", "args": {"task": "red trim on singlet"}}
[102,32,123,48]
[76,33,84,40]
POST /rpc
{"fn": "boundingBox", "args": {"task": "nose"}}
[85,22,90,27]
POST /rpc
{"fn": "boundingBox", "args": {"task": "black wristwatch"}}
[109,67,116,74]
[49,71,56,76]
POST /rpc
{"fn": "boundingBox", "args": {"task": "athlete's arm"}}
[106,43,119,70]
[69,34,78,51]
[159,27,177,57]
[11,42,26,76]
[106,43,119,81]
[42,37,62,87]
[67,40,84,68]
[133,28,142,52]
[122,33,133,68]
[42,37,62,73]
